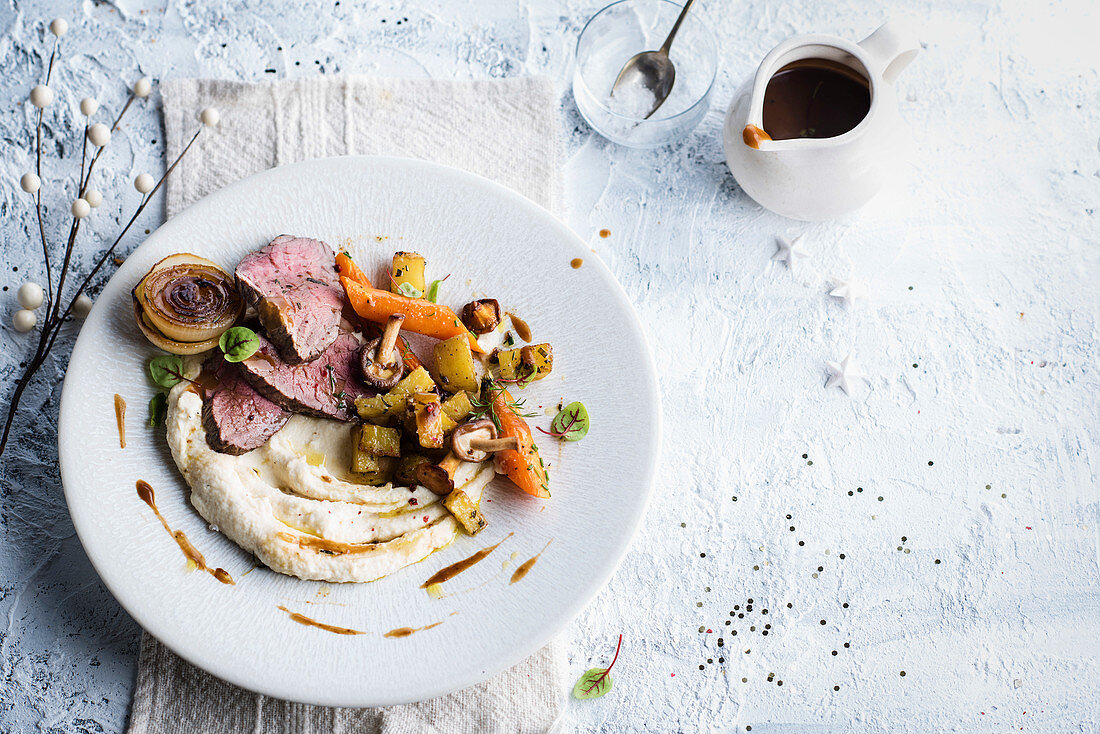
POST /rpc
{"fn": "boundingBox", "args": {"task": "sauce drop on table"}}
[599,229,611,238]
[570,258,584,269]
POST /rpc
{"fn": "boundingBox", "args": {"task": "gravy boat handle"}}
[858,21,920,84]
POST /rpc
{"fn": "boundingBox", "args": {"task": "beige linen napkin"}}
[126,76,566,734]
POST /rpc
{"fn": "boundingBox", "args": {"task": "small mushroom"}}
[461,299,501,335]
[360,314,405,389]
[415,452,463,496]
[451,419,521,462]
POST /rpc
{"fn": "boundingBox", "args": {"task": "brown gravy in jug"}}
[762,59,870,141]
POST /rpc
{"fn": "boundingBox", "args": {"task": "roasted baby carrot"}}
[340,277,484,354]
[492,386,550,498]
[336,251,371,287]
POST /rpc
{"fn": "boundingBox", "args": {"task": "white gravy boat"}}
[722,21,919,220]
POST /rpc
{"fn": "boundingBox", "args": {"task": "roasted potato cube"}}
[391,252,426,296]
[432,334,479,393]
[443,489,487,536]
[410,392,445,449]
[441,390,475,423]
[497,343,553,383]
[355,367,437,421]
[355,423,401,457]
[351,451,397,485]
[395,454,432,485]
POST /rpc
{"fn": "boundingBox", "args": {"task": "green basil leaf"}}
[148,355,185,389]
[573,668,613,699]
[551,402,589,442]
[397,282,424,299]
[219,326,259,362]
[148,392,168,427]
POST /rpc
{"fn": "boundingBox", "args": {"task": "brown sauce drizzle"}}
[136,480,234,585]
[420,532,513,588]
[384,620,444,639]
[570,258,583,269]
[277,605,364,635]
[187,370,220,398]
[506,313,531,343]
[510,539,553,585]
[114,394,126,448]
[245,350,280,368]
[277,531,382,556]
[742,124,772,149]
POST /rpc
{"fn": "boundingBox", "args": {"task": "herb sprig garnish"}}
[538,401,589,442]
[426,274,450,303]
[389,274,424,299]
[470,378,538,432]
[573,634,623,699]
[148,354,190,389]
[218,326,259,362]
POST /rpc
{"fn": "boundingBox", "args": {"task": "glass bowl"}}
[572,0,718,148]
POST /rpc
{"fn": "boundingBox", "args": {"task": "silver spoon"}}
[610,0,698,119]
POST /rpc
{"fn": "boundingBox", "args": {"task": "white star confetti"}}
[829,277,868,307]
[825,353,867,395]
[773,234,810,268]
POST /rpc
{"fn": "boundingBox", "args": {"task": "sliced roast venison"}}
[239,332,370,421]
[235,235,344,364]
[201,356,291,455]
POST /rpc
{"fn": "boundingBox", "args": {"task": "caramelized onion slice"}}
[133,253,242,355]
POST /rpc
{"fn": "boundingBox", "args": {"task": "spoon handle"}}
[658,0,697,56]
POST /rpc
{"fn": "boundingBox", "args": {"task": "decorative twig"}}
[0,17,218,457]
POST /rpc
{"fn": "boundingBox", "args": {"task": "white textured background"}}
[1,0,1098,732]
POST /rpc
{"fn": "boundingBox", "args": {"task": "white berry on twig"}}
[20,173,40,193]
[71,198,91,219]
[84,189,103,207]
[200,107,220,126]
[134,173,155,194]
[13,310,37,333]
[133,77,152,98]
[17,283,44,310]
[87,122,111,147]
[30,85,54,108]
[80,97,98,116]
[49,18,68,37]
[73,294,94,319]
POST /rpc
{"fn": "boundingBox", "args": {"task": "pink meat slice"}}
[238,332,371,422]
[235,235,344,364]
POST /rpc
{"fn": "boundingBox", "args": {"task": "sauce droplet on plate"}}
[510,539,553,584]
[570,258,583,269]
[137,480,234,585]
[599,229,611,238]
[384,620,444,638]
[506,314,531,343]
[277,605,364,635]
[420,532,513,588]
[114,394,126,448]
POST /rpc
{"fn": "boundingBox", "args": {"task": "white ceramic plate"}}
[59,157,660,707]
